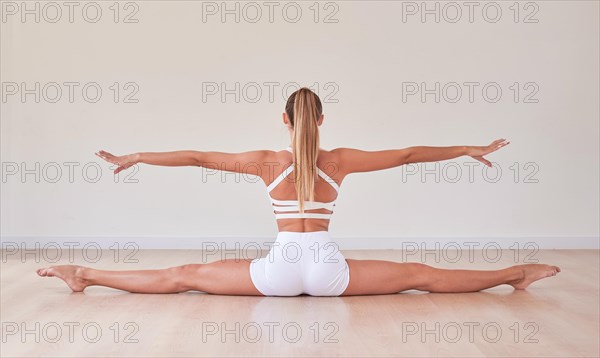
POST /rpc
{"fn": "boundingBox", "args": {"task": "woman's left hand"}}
[465,139,510,167]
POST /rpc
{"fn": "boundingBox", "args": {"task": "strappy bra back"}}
[267,146,340,220]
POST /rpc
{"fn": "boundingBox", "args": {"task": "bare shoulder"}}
[327,147,358,165]
[316,147,346,180]
[318,147,344,162]
[329,147,356,156]
[240,149,277,159]
[327,146,412,174]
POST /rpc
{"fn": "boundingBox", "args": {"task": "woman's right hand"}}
[95,150,140,174]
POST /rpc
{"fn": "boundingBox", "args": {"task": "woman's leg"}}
[36,259,264,296]
[341,259,561,296]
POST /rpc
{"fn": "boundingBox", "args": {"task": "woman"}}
[37,87,560,296]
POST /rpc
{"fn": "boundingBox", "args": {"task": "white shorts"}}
[249,231,350,296]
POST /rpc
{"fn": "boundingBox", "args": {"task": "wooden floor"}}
[1,249,598,357]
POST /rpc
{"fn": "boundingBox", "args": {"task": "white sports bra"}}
[266,146,340,220]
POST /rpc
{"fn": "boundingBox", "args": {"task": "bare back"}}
[263,147,344,232]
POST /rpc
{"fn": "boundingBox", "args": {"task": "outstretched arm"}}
[407,139,510,166]
[404,145,468,164]
[95,149,272,176]
[337,138,510,175]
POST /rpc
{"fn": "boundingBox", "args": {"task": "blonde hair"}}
[285,87,322,213]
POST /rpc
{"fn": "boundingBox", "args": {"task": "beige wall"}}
[1,1,598,248]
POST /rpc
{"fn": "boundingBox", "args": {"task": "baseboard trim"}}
[1,235,598,250]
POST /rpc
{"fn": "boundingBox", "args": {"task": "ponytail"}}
[285,87,322,213]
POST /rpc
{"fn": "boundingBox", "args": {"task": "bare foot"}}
[36,265,89,292]
[509,264,561,290]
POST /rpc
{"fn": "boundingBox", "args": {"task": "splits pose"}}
[37,87,560,296]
